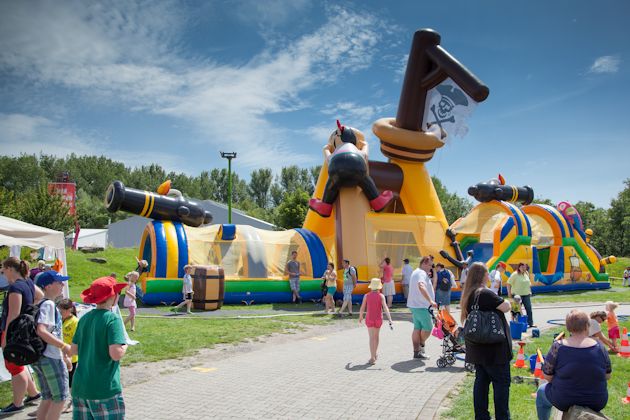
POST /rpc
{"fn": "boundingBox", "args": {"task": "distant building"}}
[65,229,108,248]
[107,200,275,248]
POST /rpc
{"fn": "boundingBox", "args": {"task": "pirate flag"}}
[423,78,478,139]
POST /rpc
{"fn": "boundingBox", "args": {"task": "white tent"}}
[0,215,68,285]
[0,216,71,381]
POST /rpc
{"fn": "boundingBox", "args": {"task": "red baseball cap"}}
[497,262,507,269]
[81,276,127,304]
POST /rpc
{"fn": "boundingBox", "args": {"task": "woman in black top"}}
[461,262,512,420]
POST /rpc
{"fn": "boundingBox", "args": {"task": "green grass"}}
[442,319,630,420]
[65,247,139,301]
[531,287,630,304]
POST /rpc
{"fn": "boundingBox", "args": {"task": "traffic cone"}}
[618,327,630,358]
[513,341,527,368]
[622,382,630,404]
[533,349,545,379]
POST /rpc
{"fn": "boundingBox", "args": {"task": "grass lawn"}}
[442,318,630,420]
[65,247,139,301]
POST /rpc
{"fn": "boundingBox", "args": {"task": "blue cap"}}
[36,271,70,289]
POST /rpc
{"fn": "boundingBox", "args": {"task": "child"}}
[589,311,617,352]
[33,271,72,420]
[123,271,138,331]
[605,301,620,349]
[359,278,393,364]
[173,265,193,314]
[58,298,78,414]
[323,263,337,314]
[72,276,128,419]
[510,295,523,321]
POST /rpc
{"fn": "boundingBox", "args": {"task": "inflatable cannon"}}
[468,177,534,205]
[105,181,212,227]
[105,181,330,305]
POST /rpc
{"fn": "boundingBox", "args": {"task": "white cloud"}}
[320,101,389,127]
[588,55,621,74]
[234,0,311,27]
[0,1,386,172]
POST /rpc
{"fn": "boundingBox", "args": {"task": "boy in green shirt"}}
[72,277,127,419]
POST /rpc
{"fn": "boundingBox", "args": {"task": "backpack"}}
[3,299,56,366]
[437,270,452,291]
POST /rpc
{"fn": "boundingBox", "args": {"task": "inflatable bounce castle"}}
[105,29,615,307]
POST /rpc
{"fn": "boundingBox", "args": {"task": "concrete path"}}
[10,303,629,420]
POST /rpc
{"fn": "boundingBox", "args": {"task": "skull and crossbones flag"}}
[423,78,478,139]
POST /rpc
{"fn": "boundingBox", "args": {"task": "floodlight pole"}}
[220,152,237,223]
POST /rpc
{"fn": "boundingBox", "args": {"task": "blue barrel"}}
[510,321,522,340]
[518,315,528,332]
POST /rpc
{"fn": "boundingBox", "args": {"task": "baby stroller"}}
[430,306,475,372]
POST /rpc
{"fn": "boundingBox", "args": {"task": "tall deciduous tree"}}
[17,185,74,233]
[248,168,273,209]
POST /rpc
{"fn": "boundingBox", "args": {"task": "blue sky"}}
[0,0,628,208]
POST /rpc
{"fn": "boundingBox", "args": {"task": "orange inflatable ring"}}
[372,117,445,162]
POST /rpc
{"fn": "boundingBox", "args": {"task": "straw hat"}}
[368,278,383,290]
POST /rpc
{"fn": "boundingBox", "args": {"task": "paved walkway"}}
[11,303,629,420]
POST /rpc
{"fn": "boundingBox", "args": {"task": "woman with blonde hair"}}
[461,262,512,420]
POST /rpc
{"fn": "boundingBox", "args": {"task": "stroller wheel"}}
[446,355,456,366]
[436,358,447,368]
[465,363,476,373]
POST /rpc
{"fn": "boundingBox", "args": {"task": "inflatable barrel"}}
[105,180,212,227]
[191,266,225,311]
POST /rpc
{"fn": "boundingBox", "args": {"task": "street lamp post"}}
[220,152,237,223]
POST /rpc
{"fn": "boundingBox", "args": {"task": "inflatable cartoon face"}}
[328,120,365,150]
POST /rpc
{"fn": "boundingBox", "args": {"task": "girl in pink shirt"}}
[359,278,393,364]
[380,257,395,308]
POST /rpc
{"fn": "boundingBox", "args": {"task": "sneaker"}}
[0,403,25,415]
[418,353,430,360]
[186,311,192,314]
[24,393,41,405]
[413,351,422,359]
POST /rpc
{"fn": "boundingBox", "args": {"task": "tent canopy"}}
[0,216,65,250]
[0,216,68,280]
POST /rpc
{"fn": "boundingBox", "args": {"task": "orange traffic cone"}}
[619,328,630,358]
[513,341,527,368]
[533,349,545,379]
[623,382,630,404]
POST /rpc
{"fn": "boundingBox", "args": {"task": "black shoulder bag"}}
[462,289,507,344]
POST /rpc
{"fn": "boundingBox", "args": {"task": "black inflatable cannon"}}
[105,181,213,227]
[468,177,534,205]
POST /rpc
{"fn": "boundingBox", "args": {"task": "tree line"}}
[0,154,627,257]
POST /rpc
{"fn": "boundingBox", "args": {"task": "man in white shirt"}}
[488,261,506,295]
[401,258,413,299]
[406,256,436,359]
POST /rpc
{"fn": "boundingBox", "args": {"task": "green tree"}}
[273,189,309,229]
[0,187,19,218]
[0,154,47,191]
[17,185,74,233]
[248,168,273,209]
[607,179,630,257]
[432,176,473,224]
